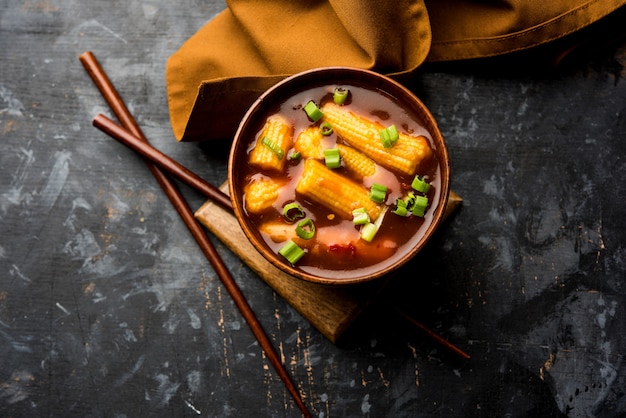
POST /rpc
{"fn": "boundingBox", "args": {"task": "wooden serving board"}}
[195,184,462,343]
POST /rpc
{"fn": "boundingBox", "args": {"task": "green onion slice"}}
[320,122,333,136]
[324,148,341,168]
[333,87,349,105]
[411,175,431,194]
[289,151,302,161]
[360,207,387,242]
[303,100,324,122]
[295,218,315,240]
[261,136,284,160]
[352,207,370,225]
[278,240,305,264]
[379,125,399,148]
[369,183,388,203]
[283,202,305,222]
[360,223,378,243]
[392,198,408,216]
[411,195,429,217]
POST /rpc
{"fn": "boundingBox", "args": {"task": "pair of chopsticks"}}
[79,51,311,418]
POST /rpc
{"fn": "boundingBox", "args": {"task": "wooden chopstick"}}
[91,113,232,210]
[79,51,311,418]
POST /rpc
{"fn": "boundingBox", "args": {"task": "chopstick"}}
[91,113,232,211]
[79,51,311,418]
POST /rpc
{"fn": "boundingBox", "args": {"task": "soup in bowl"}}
[228,67,450,285]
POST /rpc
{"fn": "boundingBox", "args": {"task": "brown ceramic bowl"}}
[228,67,450,285]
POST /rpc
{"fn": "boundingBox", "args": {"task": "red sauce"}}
[238,83,441,279]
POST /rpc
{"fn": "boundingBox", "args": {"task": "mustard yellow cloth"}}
[166,0,625,142]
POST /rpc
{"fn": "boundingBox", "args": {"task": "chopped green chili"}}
[295,218,315,240]
[261,136,284,159]
[278,240,305,264]
[303,100,324,122]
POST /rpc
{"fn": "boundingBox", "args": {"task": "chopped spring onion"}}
[411,175,431,194]
[295,218,315,239]
[369,183,388,203]
[324,148,341,168]
[411,195,429,217]
[289,151,302,161]
[278,240,305,264]
[360,206,387,242]
[392,198,408,216]
[379,125,399,148]
[352,207,370,225]
[320,122,333,136]
[333,87,349,105]
[303,100,324,122]
[261,136,284,159]
[360,223,378,243]
[283,202,305,222]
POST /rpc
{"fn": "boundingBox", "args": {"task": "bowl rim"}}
[228,66,450,286]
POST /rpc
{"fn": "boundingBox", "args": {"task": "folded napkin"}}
[166,0,625,142]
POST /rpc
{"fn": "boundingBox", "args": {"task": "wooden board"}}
[195,184,462,343]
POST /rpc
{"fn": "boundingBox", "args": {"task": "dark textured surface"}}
[1,1,625,417]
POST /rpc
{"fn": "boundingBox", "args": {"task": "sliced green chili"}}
[295,218,315,240]
[303,100,324,122]
[261,136,284,159]
[278,240,305,264]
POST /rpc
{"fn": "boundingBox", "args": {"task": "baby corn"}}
[244,178,281,214]
[249,115,293,172]
[296,159,382,220]
[336,144,376,177]
[294,126,325,159]
[321,102,432,175]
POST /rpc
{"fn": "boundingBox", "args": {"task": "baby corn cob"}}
[244,178,282,214]
[294,126,325,159]
[249,115,293,172]
[336,143,376,177]
[296,159,382,220]
[321,103,432,175]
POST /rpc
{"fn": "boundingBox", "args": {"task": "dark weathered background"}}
[1,1,625,417]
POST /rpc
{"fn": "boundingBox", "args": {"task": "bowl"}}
[228,67,450,285]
